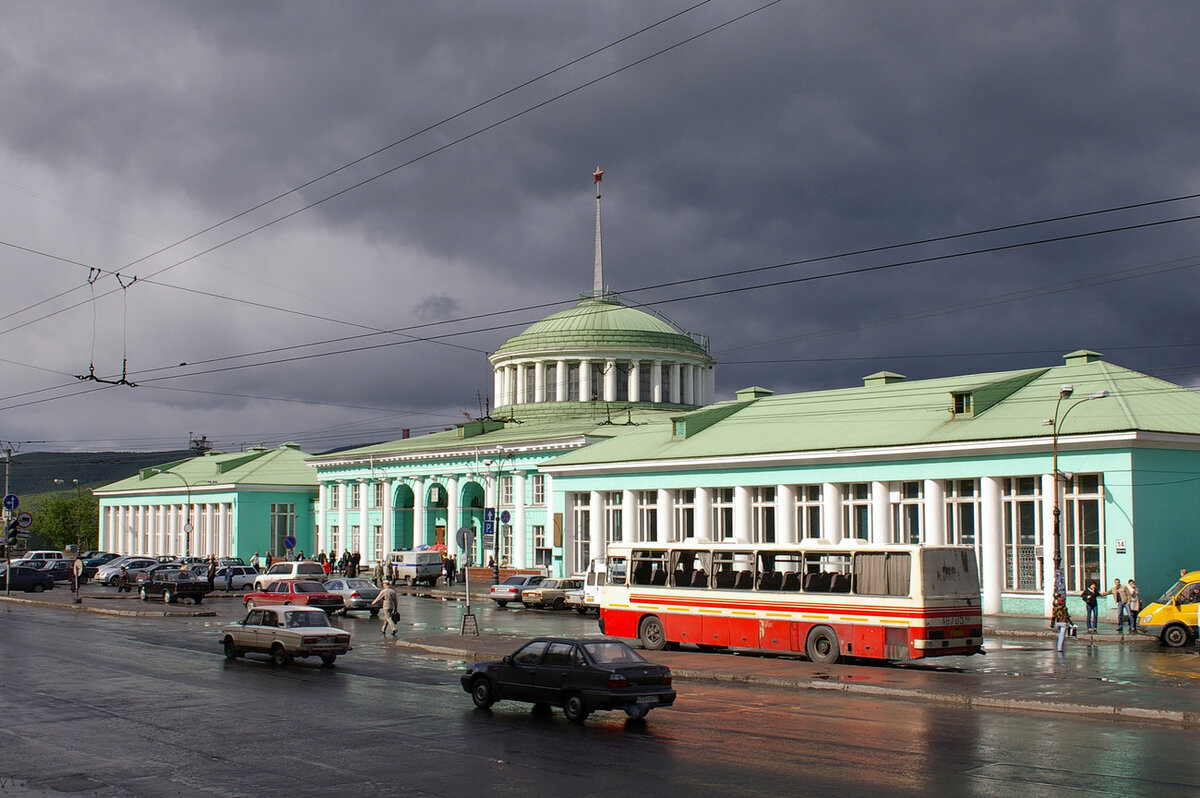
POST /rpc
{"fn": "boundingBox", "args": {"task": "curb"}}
[0,595,217,618]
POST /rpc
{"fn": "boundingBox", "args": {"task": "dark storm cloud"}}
[1,1,1197,452]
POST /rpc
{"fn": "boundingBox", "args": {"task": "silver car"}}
[322,577,381,616]
[97,557,158,585]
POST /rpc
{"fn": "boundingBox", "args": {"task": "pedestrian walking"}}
[206,557,217,592]
[1111,578,1132,633]
[1128,580,1141,632]
[1050,594,1074,652]
[224,565,233,592]
[250,551,260,570]
[372,560,384,588]
[322,558,332,577]
[1081,580,1101,633]
[443,555,453,585]
[370,582,400,637]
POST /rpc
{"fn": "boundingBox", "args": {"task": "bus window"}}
[671,550,710,588]
[854,552,911,596]
[803,553,851,592]
[631,550,669,586]
[606,557,627,586]
[757,551,800,591]
[713,551,754,590]
[921,548,979,597]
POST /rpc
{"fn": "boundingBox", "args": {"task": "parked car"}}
[520,577,585,610]
[97,557,158,585]
[37,559,87,584]
[0,565,55,593]
[79,550,106,560]
[22,550,64,562]
[252,561,327,591]
[564,588,594,615]
[243,579,345,614]
[139,568,210,604]
[220,605,352,666]
[214,565,259,591]
[218,557,246,566]
[322,578,381,616]
[461,637,676,722]
[488,574,546,607]
[1137,570,1200,647]
[387,550,443,585]
[137,562,188,585]
[80,552,119,577]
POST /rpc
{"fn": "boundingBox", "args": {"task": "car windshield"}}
[344,579,374,589]
[283,611,332,628]
[293,581,327,593]
[582,641,647,665]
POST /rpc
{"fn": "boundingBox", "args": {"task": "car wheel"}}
[1162,624,1191,648]
[624,704,649,720]
[163,589,173,604]
[271,645,291,667]
[471,677,495,709]
[495,600,508,608]
[193,596,203,605]
[369,609,379,618]
[553,597,567,610]
[223,638,240,660]
[562,693,590,723]
[320,653,337,666]
[805,626,840,664]
[638,616,667,651]
[31,584,45,594]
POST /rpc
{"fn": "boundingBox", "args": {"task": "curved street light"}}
[1043,385,1110,599]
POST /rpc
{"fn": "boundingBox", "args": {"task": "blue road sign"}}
[499,510,511,524]
[484,507,496,522]
[3,494,18,511]
[483,520,495,536]
[284,535,297,550]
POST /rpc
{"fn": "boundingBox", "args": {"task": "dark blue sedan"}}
[0,566,55,593]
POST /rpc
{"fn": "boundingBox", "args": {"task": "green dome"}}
[492,296,709,359]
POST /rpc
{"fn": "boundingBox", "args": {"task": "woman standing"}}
[1081,580,1101,633]
[1128,580,1141,632]
[1050,595,1074,652]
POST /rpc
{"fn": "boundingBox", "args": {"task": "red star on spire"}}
[593,166,604,183]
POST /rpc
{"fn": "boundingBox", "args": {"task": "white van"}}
[23,550,64,561]
[580,557,607,612]
[388,550,443,585]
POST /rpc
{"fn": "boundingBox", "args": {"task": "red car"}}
[243,579,345,615]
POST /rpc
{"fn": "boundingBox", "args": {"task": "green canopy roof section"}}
[94,442,317,494]
[491,296,711,360]
[545,354,1200,469]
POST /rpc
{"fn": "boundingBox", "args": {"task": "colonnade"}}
[100,502,233,558]
[491,357,714,409]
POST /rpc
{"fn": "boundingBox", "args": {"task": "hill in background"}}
[3,451,193,497]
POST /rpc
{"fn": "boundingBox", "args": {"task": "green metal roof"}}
[545,355,1200,467]
[491,297,709,358]
[95,443,318,493]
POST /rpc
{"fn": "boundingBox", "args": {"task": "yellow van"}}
[1137,570,1200,647]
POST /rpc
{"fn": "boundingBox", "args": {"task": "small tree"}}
[29,493,97,551]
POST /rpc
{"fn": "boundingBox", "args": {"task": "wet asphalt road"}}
[2,595,1199,797]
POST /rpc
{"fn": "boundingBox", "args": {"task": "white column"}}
[733,485,752,543]
[580,359,592,402]
[822,482,844,543]
[359,480,371,562]
[534,361,546,403]
[669,363,681,404]
[871,481,891,545]
[622,489,638,543]
[153,505,164,556]
[924,479,946,545]
[217,503,228,558]
[705,366,716,404]
[206,504,217,556]
[656,488,674,543]
[683,364,695,405]
[652,361,663,403]
[446,476,460,561]
[629,360,640,402]
[693,365,704,405]
[412,477,426,548]
[777,484,797,544]
[1042,472,1057,617]
[513,471,527,568]
[589,490,604,560]
[516,363,527,404]
[563,492,576,575]
[695,487,712,541]
[981,476,1004,615]
[556,359,568,401]
[384,478,396,553]
[317,483,329,555]
[337,482,349,555]
[494,367,503,409]
[604,358,617,402]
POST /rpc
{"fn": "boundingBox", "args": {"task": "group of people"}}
[1052,576,1142,652]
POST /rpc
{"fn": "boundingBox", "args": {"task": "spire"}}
[592,166,604,298]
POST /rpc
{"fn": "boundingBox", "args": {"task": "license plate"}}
[636,696,658,704]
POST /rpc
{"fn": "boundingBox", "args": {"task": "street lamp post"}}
[54,477,83,603]
[1044,385,1109,602]
[152,469,193,557]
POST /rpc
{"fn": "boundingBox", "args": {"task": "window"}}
[372,524,383,562]
[568,363,580,401]
[590,362,605,401]
[500,476,513,506]
[639,364,652,402]
[712,550,755,590]
[752,487,776,543]
[532,525,552,568]
[329,487,340,509]
[1063,474,1104,593]
[945,480,980,546]
[1003,477,1042,593]
[803,552,852,592]
[531,475,545,505]
[524,367,536,404]
[854,552,911,596]
[606,556,628,585]
[670,549,710,587]
[756,550,802,591]
[615,362,630,401]
[372,482,384,509]
[350,483,361,509]
[514,640,547,665]
[571,493,590,570]
[892,481,922,544]
[545,363,557,400]
[637,491,658,542]
[953,392,973,416]
[330,525,340,553]
[843,483,871,541]
[500,524,512,566]
[604,492,623,543]
[270,504,296,557]
[673,489,695,539]
[630,549,670,586]
[711,488,734,540]
[794,485,822,540]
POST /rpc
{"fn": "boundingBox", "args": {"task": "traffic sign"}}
[499,510,511,524]
[73,559,85,577]
[455,525,473,550]
[483,533,494,550]
[483,520,495,536]
[284,535,297,550]
[15,512,31,529]
[484,507,496,522]
[3,494,17,511]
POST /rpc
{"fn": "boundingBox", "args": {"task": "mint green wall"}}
[1130,448,1200,601]
[234,490,317,559]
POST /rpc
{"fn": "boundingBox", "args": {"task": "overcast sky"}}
[2,1,1198,455]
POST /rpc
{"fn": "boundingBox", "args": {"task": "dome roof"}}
[491,296,709,360]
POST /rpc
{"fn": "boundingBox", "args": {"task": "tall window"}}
[571,493,590,570]
[330,525,340,554]
[674,489,695,539]
[639,366,652,402]
[794,485,822,539]
[532,524,552,568]
[945,480,980,569]
[892,481,922,544]
[568,363,580,401]
[1003,477,1042,593]
[531,474,545,505]
[271,503,296,557]
[843,483,871,541]
[615,362,630,401]
[712,488,735,540]
[372,524,383,561]
[500,476,514,506]
[372,482,384,509]
[637,491,658,542]
[752,487,776,543]
[1064,474,1104,593]
[524,367,536,403]
[590,362,605,401]
[329,487,340,509]
[604,492,623,543]
[350,483,361,509]
[500,524,513,565]
[544,364,557,400]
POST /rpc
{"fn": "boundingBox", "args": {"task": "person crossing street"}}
[370,582,400,637]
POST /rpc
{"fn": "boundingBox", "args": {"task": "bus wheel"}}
[1162,624,1191,648]
[639,616,667,651]
[806,626,840,664]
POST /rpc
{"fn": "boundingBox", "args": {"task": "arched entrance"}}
[426,482,448,547]
[393,483,415,550]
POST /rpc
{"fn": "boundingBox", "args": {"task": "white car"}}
[219,605,352,666]
[215,565,258,591]
[22,550,64,562]
[252,561,327,591]
[488,574,546,607]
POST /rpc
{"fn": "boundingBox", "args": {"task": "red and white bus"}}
[598,541,983,663]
